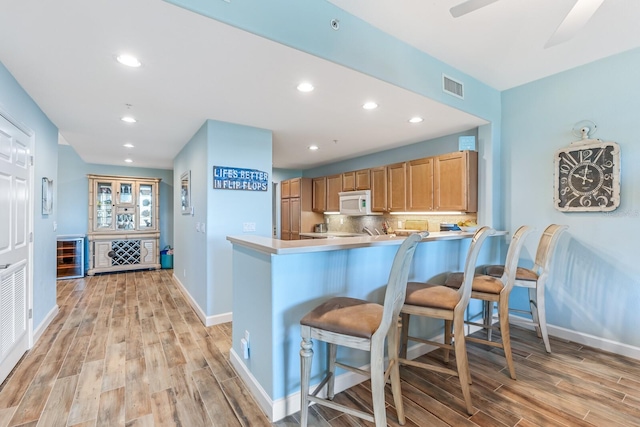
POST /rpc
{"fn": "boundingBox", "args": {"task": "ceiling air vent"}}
[442,74,464,99]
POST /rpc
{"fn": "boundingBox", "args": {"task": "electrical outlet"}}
[183,268,187,277]
[340,218,344,224]
[397,220,403,229]
[201,222,205,233]
[243,222,256,232]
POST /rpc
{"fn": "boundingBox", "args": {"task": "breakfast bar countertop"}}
[227,230,507,255]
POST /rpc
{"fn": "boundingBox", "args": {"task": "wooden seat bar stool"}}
[399,226,495,415]
[443,225,534,379]
[485,224,568,353]
[299,232,426,427]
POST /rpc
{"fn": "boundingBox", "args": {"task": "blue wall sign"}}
[213,166,269,191]
[458,135,477,151]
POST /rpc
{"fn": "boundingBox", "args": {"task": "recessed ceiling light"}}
[124,158,133,163]
[116,54,141,68]
[409,117,424,123]
[308,145,319,151]
[123,143,134,148]
[121,116,137,123]
[297,82,314,92]
[362,102,378,110]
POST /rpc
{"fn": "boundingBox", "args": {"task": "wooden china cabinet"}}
[87,174,161,275]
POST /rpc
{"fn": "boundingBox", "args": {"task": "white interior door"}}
[0,114,31,385]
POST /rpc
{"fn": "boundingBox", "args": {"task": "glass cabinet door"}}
[116,208,135,231]
[95,181,113,230]
[138,183,155,229]
[117,181,135,205]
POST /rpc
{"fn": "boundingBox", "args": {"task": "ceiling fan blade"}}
[545,0,605,48]
[450,0,501,18]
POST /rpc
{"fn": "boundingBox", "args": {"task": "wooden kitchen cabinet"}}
[342,171,355,191]
[434,150,478,212]
[312,177,326,212]
[326,174,342,212]
[280,177,323,240]
[387,162,407,211]
[406,157,434,212]
[342,169,370,191]
[355,169,371,190]
[370,166,387,212]
[87,174,161,275]
[289,177,301,198]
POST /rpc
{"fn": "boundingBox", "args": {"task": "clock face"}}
[554,140,620,212]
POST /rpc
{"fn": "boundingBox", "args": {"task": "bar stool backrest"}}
[372,232,427,346]
[456,226,495,316]
[532,224,569,282]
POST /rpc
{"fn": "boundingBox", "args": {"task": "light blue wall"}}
[57,144,174,269]
[174,120,272,318]
[206,120,273,315]
[0,61,58,328]
[174,123,209,308]
[502,47,640,346]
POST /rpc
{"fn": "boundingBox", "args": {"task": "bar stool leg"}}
[444,319,453,363]
[498,296,516,379]
[535,284,551,353]
[399,313,410,359]
[300,332,313,427]
[453,318,474,415]
[387,322,405,425]
[327,343,337,399]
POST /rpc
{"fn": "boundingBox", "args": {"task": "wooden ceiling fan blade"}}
[450,0,501,18]
[545,0,605,48]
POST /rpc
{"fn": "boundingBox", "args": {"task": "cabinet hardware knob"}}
[107,251,115,258]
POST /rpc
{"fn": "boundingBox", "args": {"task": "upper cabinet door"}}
[434,151,478,212]
[406,157,434,212]
[281,179,291,199]
[387,163,406,211]
[355,169,371,190]
[117,181,135,206]
[312,177,327,213]
[326,174,342,212]
[138,182,156,230]
[342,172,356,191]
[370,167,387,212]
[289,178,301,198]
[95,181,114,231]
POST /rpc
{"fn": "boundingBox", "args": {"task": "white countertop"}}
[227,230,506,255]
[299,231,367,238]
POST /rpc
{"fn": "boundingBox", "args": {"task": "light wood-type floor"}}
[1,270,639,426]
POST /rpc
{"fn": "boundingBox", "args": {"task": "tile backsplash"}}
[324,213,478,234]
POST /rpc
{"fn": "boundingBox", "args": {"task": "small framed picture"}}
[180,171,191,215]
[42,177,53,215]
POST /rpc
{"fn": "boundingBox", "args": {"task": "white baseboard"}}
[172,274,232,326]
[33,304,59,345]
[230,324,484,422]
[509,314,640,360]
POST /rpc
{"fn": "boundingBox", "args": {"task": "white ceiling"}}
[0,0,637,171]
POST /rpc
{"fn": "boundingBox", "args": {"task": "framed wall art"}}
[42,177,53,215]
[180,171,191,215]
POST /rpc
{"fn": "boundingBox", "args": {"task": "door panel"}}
[0,114,31,386]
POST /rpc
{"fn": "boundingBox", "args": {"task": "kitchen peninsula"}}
[226,231,505,421]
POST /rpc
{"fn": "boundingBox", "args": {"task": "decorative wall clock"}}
[554,130,620,212]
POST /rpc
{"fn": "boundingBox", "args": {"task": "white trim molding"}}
[33,304,59,344]
[172,274,232,326]
[509,314,640,360]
